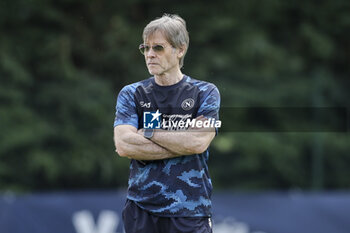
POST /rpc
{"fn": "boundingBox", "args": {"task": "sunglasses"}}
[139,44,167,55]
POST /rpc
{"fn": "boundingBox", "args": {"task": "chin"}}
[148,68,161,76]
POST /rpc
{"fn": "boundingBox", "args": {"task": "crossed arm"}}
[113,116,216,160]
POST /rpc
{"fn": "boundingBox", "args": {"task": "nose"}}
[146,48,157,58]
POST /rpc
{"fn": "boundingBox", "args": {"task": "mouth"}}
[147,62,158,66]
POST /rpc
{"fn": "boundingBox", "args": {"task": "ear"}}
[177,45,186,58]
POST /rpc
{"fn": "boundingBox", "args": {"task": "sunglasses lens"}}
[139,44,165,54]
[139,44,144,54]
[153,45,164,52]
[139,44,146,54]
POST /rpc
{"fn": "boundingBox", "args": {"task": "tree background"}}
[0,0,349,192]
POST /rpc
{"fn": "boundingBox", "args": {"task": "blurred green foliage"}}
[0,0,349,192]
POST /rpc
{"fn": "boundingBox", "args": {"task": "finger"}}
[195,115,205,120]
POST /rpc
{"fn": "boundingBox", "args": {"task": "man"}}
[113,14,220,233]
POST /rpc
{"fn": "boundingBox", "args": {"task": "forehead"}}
[144,30,169,44]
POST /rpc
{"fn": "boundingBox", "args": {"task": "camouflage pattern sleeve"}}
[114,84,139,128]
[197,84,221,120]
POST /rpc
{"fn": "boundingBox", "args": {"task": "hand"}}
[137,128,144,136]
[189,115,208,130]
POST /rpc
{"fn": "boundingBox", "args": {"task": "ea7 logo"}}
[181,98,195,110]
[140,101,151,108]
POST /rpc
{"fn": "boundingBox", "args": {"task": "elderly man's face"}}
[143,31,181,76]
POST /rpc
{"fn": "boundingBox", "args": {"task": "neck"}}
[154,69,183,86]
